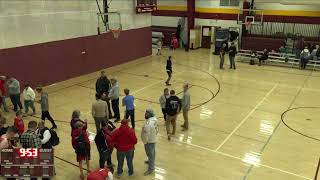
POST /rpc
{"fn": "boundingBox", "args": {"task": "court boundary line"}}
[215,83,279,151]
[156,133,312,180]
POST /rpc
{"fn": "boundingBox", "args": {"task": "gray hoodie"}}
[7,78,20,95]
[182,90,191,111]
[109,82,119,100]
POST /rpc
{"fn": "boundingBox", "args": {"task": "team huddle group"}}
[0,67,191,180]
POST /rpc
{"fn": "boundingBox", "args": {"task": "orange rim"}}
[110,29,121,38]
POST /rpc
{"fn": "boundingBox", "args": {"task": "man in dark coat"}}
[96,71,112,118]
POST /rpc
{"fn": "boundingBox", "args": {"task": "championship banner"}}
[136,0,157,13]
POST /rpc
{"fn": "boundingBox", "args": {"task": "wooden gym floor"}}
[2,49,320,180]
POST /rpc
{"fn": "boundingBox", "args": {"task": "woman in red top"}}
[14,110,24,135]
[71,121,90,179]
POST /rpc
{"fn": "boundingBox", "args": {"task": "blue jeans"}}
[24,100,35,113]
[117,150,134,175]
[9,94,22,112]
[144,143,156,171]
[220,56,225,69]
[125,109,135,129]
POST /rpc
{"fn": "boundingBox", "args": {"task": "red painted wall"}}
[0,27,152,88]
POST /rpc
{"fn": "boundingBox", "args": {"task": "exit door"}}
[201,26,212,49]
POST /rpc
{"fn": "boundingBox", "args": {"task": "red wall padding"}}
[0,27,152,88]
[241,36,286,51]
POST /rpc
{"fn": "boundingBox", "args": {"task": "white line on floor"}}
[131,70,186,95]
[157,133,311,180]
[215,83,279,151]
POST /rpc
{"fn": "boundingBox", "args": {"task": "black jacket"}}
[166,59,172,72]
[229,46,237,57]
[96,76,110,94]
[165,95,182,116]
[38,127,52,149]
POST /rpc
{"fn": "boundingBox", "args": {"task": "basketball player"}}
[165,56,172,86]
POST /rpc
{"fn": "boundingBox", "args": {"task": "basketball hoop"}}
[110,28,121,39]
[245,22,252,29]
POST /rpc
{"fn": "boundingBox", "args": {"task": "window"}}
[220,0,240,7]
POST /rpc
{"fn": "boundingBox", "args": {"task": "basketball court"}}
[1,0,320,180]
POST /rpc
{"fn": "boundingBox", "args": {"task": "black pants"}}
[162,108,167,121]
[99,149,113,169]
[9,94,23,112]
[166,71,172,84]
[125,109,135,129]
[111,98,120,119]
[106,100,112,118]
[258,57,267,66]
[41,111,57,128]
[300,58,308,69]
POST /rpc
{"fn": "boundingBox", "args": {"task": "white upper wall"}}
[255,3,320,11]
[157,0,187,6]
[0,0,151,49]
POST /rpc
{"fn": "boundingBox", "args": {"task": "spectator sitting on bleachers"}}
[258,49,269,66]
[311,45,319,60]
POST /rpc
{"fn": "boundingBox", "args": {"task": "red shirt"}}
[0,80,6,96]
[110,121,137,152]
[87,168,110,180]
[14,117,24,135]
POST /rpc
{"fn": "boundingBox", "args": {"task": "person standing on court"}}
[300,46,311,69]
[70,109,87,133]
[71,121,91,180]
[165,56,173,86]
[219,44,226,69]
[23,84,36,115]
[165,90,181,140]
[92,93,109,132]
[94,120,114,170]
[36,86,57,129]
[122,88,135,129]
[0,76,9,112]
[7,77,23,112]
[36,121,52,149]
[109,79,120,123]
[181,84,191,131]
[20,120,42,148]
[159,88,169,121]
[141,109,158,176]
[228,42,237,69]
[96,71,112,118]
[110,119,137,177]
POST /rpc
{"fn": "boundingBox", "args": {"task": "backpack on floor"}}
[49,129,59,146]
[75,131,87,155]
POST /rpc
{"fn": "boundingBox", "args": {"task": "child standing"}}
[14,110,24,135]
[157,39,162,56]
[36,86,57,129]
[72,121,91,180]
[122,88,135,129]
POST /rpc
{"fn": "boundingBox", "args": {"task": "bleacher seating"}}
[236,49,320,70]
[152,26,176,46]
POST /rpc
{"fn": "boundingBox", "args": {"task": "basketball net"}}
[110,29,121,39]
[245,22,252,29]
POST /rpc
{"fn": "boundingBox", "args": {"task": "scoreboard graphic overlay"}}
[136,0,157,13]
[1,148,54,178]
